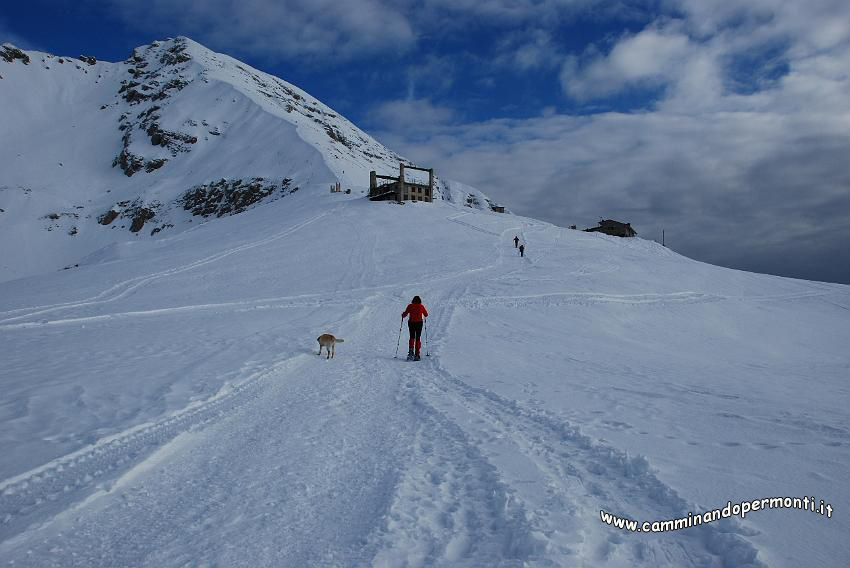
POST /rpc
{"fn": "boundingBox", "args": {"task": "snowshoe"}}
[406,350,415,361]
[414,354,421,361]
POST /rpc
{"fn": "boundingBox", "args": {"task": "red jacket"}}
[402,303,428,322]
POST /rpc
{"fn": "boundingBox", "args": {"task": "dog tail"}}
[335,338,344,343]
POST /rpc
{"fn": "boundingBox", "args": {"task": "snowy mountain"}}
[2,39,850,568]
[0,37,495,282]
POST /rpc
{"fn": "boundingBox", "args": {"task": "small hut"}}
[584,219,637,237]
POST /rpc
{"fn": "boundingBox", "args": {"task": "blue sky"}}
[3,0,850,284]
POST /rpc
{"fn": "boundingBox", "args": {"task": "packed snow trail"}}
[0,293,756,568]
[2,197,849,566]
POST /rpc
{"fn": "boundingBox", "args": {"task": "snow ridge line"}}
[422,366,765,567]
[0,210,332,324]
[0,355,307,538]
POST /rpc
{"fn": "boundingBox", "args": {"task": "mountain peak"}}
[0,37,500,281]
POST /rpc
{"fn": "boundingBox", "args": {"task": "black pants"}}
[408,321,423,342]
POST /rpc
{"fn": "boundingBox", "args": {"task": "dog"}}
[317,333,344,359]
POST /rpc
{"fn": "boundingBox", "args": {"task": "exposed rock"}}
[113,146,145,176]
[1,45,30,65]
[145,158,167,172]
[98,209,120,225]
[130,208,156,232]
[146,123,197,152]
[181,178,293,218]
[159,44,192,65]
[99,199,161,232]
[78,55,97,65]
[150,223,174,236]
[121,87,151,105]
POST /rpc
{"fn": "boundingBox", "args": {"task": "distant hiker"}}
[514,235,519,248]
[519,244,525,257]
[402,296,428,361]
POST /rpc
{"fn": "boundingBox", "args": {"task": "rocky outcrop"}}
[181,178,295,218]
[112,131,147,177]
[1,45,30,65]
[97,200,161,233]
[144,158,167,172]
[77,55,96,65]
[98,209,120,225]
[159,43,192,65]
[145,123,197,153]
[112,40,197,175]
[129,207,156,232]
[95,177,297,237]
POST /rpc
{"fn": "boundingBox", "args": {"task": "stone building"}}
[369,164,434,203]
[585,219,637,237]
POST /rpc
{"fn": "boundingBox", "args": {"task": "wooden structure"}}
[585,219,637,237]
[369,164,433,202]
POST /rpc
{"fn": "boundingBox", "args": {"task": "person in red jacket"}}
[402,295,428,360]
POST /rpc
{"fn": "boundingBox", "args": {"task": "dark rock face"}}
[78,55,97,65]
[96,176,297,237]
[113,138,146,177]
[144,158,167,172]
[111,40,197,175]
[150,223,173,236]
[98,199,161,233]
[1,45,30,65]
[181,178,295,218]
[145,123,197,152]
[130,207,156,232]
[98,209,120,225]
[159,43,192,65]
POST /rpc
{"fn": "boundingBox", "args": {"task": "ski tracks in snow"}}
[0,355,308,543]
[0,209,333,325]
[412,360,763,567]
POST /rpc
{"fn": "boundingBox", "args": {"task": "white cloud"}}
[493,30,563,71]
[560,27,695,101]
[368,1,850,282]
[367,99,456,137]
[106,0,417,61]
[100,0,645,62]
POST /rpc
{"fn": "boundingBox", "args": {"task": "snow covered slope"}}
[0,188,848,567]
[0,38,488,282]
[2,37,849,568]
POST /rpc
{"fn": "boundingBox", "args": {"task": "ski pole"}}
[424,318,430,357]
[393,319,403,358]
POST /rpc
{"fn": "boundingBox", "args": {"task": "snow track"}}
[0,209,332,324]
[370,380,542,568]
[0,355,308,542]
[416,361,762,567]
